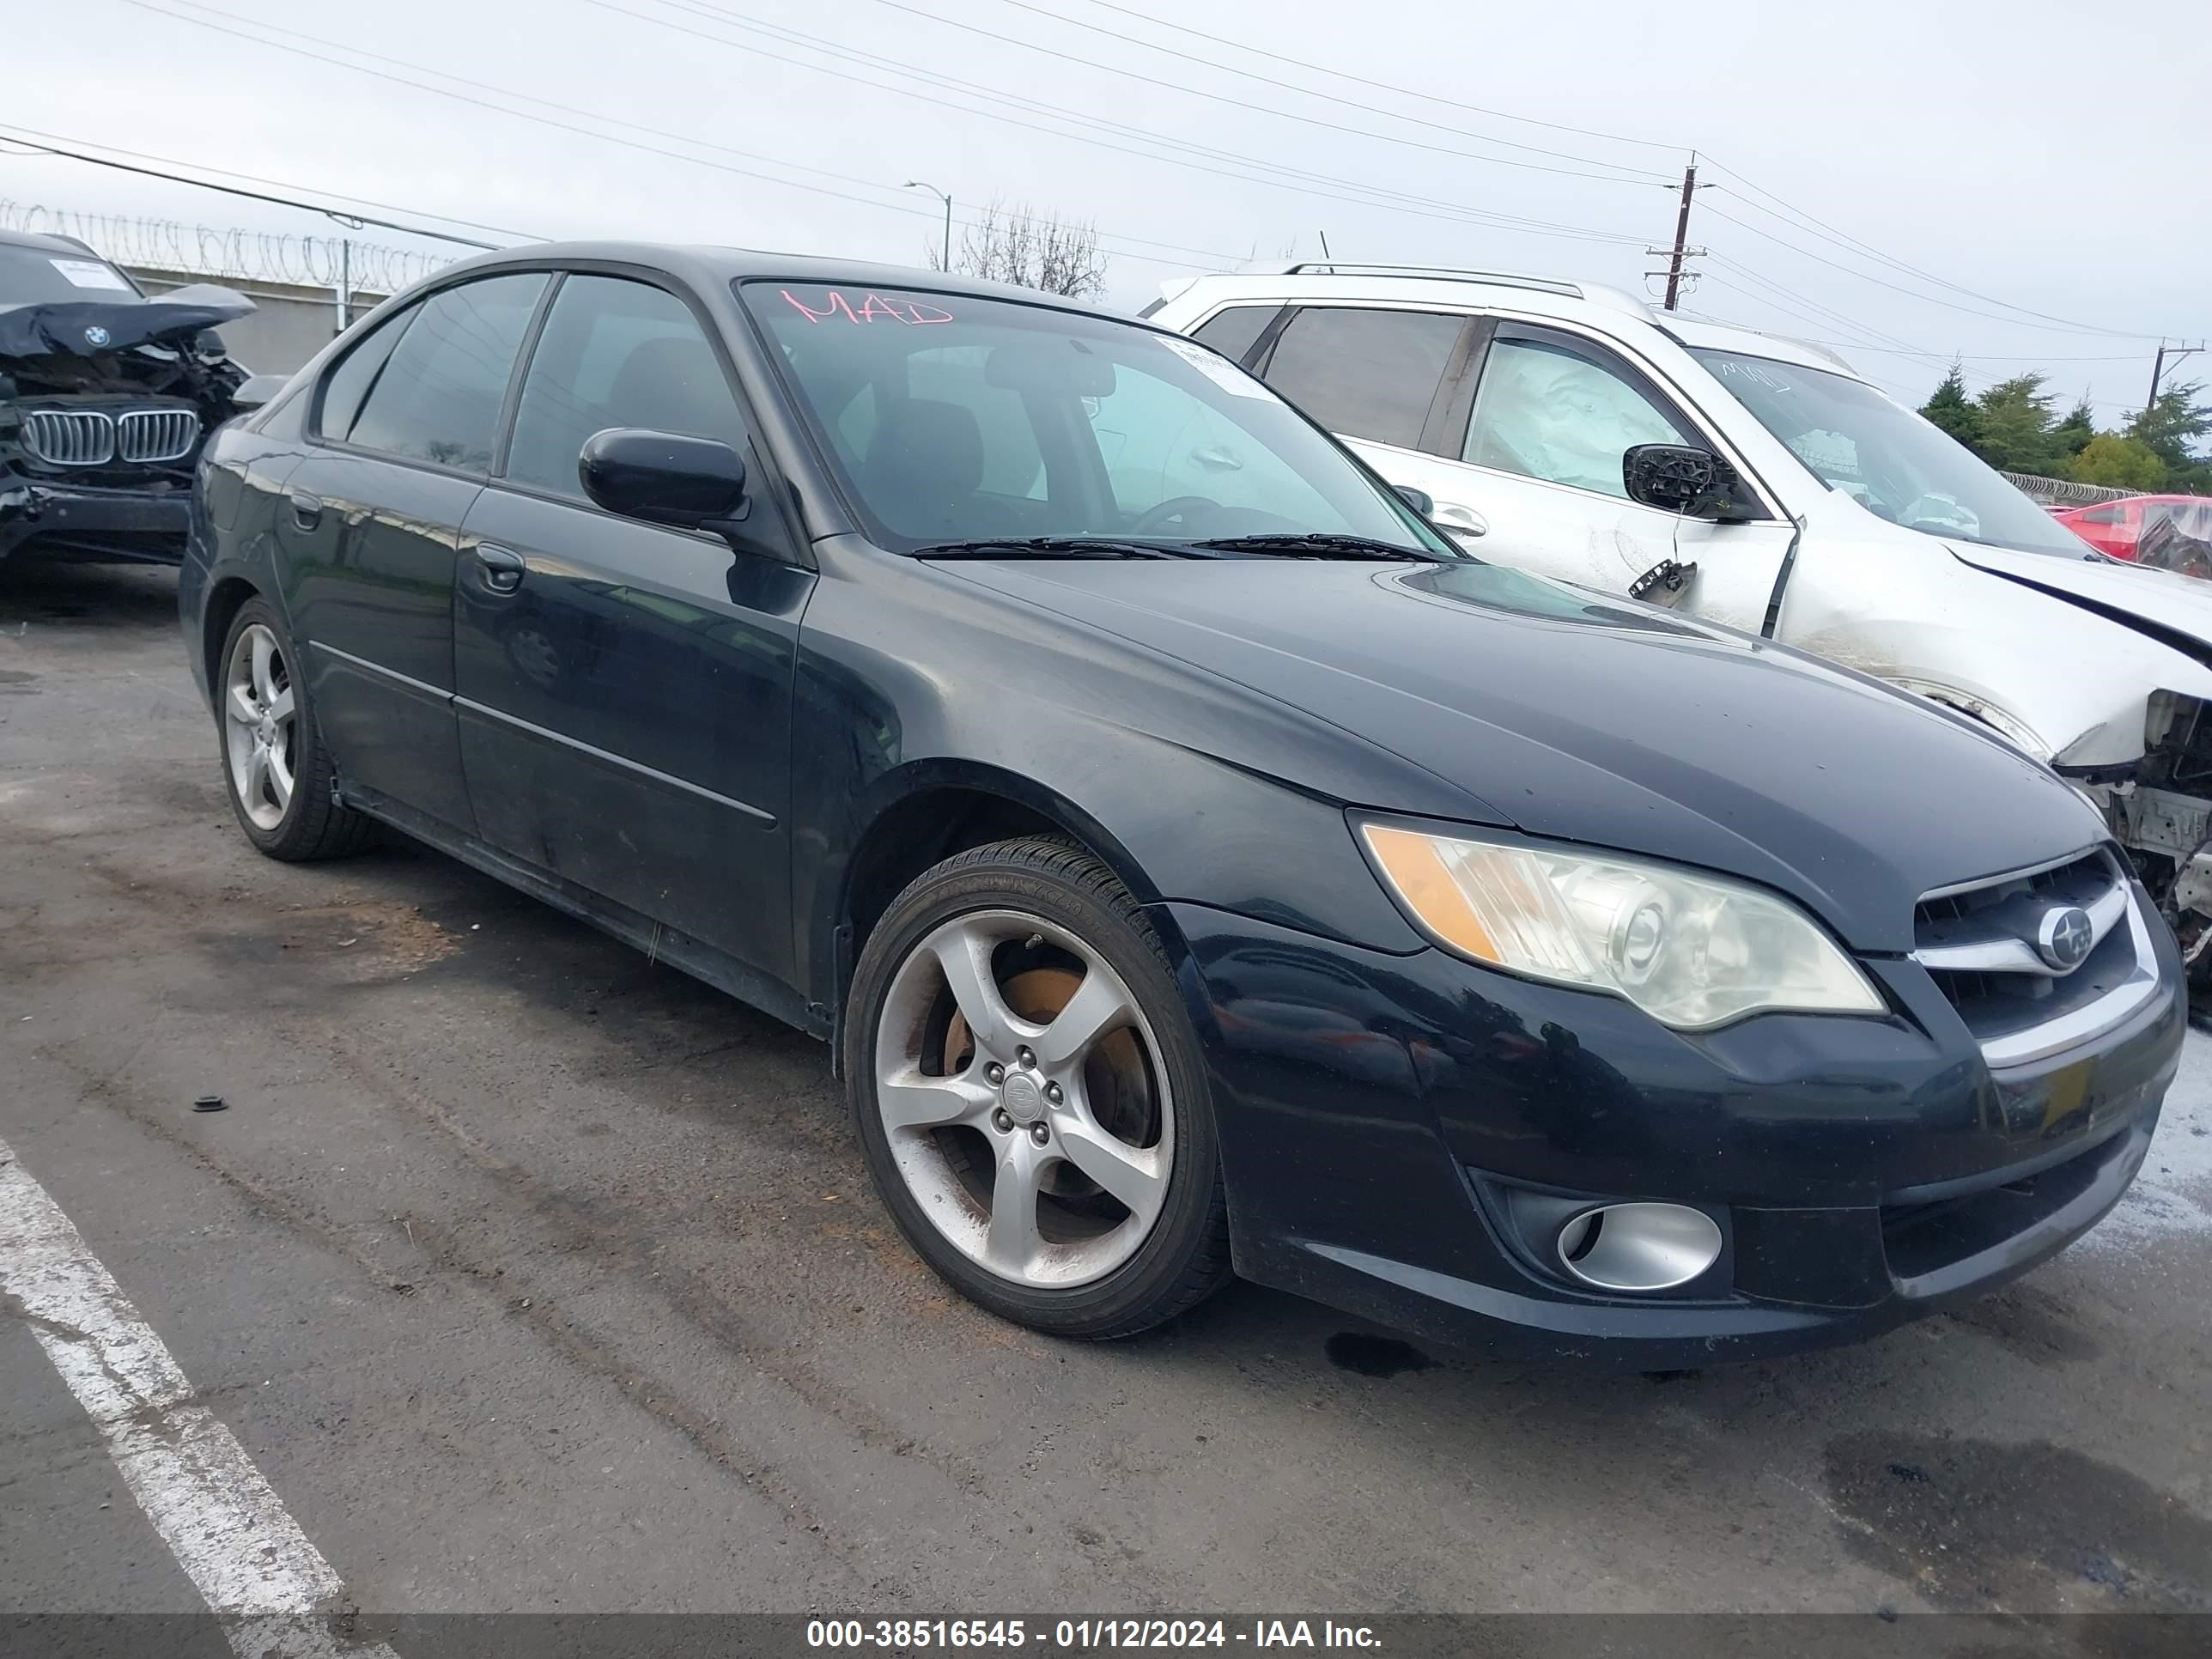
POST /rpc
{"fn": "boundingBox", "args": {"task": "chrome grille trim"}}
[1911,848,2166,1068]
[1912,879,2129,977]
[1974,896,2162,1069]
[115,408,199,463]
[23,409,113,467]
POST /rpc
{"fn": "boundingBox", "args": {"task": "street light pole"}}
[904,180,952,272]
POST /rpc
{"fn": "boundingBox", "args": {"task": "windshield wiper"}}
[1191,533,1443,562]
[914,537,1200,560]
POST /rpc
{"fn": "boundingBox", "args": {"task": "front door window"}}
[1465,336,1692,498]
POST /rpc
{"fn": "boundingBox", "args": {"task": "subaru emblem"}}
[2036,905,2094,971]
[83,325,112,349]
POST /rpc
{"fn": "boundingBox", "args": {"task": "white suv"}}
[1149,263,2212,964]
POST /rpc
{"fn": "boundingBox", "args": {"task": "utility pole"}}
[2146,339,2204,418]
[1662,154,1698,312]
[904,180,952,272]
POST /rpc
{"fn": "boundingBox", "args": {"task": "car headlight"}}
[1359,823,1884,1030]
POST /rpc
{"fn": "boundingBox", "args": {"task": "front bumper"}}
[1164,900,2182,1367]
[0,474,191,565]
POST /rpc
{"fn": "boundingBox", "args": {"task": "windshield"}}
[0,244,141,306]
[1692,349,2088,556]
[742,282,1455,556]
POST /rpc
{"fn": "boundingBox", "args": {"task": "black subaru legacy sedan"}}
[180,246,2181,1364]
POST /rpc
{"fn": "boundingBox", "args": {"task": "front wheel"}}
[845,837,1231,1338]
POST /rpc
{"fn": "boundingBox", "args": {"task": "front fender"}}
[788,546,1437,1013]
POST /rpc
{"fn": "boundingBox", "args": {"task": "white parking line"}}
[0,1136,395,1659]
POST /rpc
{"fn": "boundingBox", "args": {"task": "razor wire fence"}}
[0,201,450,295]
[2000,471,2134,507]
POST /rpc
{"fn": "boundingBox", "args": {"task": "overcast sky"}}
[5,0,2205,422]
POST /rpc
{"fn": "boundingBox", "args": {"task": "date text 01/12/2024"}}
[805,1620,1382,1650]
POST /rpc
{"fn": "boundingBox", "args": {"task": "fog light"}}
[1554,1202,1723,1292]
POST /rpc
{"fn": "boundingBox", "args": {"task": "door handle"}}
[289,491,323,531]
[474,544,526,595]
[1433,501,1487,536]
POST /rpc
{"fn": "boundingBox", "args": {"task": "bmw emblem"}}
[83,325,112,349]
[2036,905,2094,972]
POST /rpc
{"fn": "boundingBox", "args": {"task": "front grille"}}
[23,409,112,466]
[1911,849,2160,1067]
[115,408,198,463]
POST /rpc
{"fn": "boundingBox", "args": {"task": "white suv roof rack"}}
[1273,262,1652,318]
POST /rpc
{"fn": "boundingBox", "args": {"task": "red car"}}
[2055,494,2212,574]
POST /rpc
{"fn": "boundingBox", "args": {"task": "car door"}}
[278,270,550,832]
[1248,304,1488,538]
[452,270,811,981]
[1440,325,1796,628]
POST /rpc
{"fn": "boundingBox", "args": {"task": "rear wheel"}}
[846,837,1231,1337]
[217,599,377,860]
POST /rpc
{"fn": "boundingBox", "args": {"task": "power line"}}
[0,125,530,248]
[1696,200,2165,341]
[648,0,1656,243]
[607,0,1656,249]
[1702,255,1928,351]
[1067,0,1687,155]
[1699,158,2167,341]
[971,0,2177,350]
[137,0,1646,270]
[1696,273,1917,356]
[1051,0,2176,350]
[1681,295,2145,417]
[850,0,1673,188]
[118,0,1240,270]
[978,0,1675,179]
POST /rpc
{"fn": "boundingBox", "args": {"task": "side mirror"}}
[1623,444,1741,519]
[580,428,749,532]
[1393,483,1435,516]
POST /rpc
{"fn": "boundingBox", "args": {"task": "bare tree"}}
[932,198,1107,299]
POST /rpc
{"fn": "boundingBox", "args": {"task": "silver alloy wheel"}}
[874,908,1175,1288]
[222,622,297,830]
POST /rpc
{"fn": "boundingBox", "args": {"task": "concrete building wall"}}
[125,266,391,375]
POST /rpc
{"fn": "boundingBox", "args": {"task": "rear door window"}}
[504,275,747,500]
[316,305,416,443]
[344,272,549,472]
[1259,306,1466,451]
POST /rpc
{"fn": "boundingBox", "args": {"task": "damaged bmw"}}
[1,226,255,569]
[183,247,2182,1364]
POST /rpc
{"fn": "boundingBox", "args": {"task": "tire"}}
[845,836,1232,1338]
[215,598,378,861]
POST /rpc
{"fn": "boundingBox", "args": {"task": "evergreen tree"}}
[1920,362,1983,451]
[2130,382,2212,492]
[2051,397,2098,460]
[1972,374,2060,474]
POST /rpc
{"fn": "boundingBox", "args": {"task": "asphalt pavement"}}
[3,559,2209,1632]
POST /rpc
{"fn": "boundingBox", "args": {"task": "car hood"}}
[0,283,255,362]
[939,557,2107,951]
[1950,542,2212,663]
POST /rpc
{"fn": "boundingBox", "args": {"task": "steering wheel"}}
[1133,495,1220,536]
